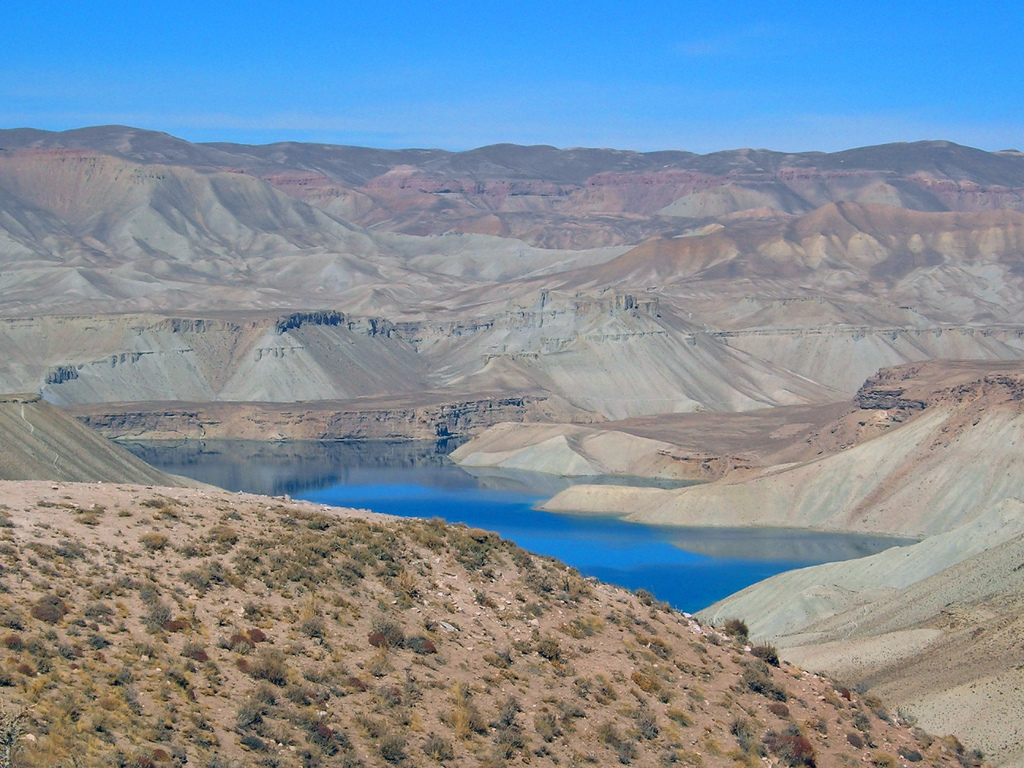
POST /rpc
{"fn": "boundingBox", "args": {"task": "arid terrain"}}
[0,479,981,767]
[3,126,1024,764]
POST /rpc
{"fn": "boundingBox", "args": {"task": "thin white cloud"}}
[675,24,776,58]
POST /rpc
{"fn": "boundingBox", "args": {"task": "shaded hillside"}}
[0,393,190,486]
[0,480,976,768]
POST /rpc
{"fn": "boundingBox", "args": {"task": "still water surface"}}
[125,439,914,612]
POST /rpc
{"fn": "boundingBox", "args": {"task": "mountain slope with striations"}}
[3,128,1024,421]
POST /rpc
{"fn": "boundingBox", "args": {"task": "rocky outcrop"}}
[67,393,596,442]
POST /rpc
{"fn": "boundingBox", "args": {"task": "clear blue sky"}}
[2,0,1021,153]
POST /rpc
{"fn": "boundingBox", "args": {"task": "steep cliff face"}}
[67,393,597,441]
[0,311,428,405]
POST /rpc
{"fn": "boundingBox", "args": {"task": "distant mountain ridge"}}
[4,127,1024,251]
[3,126,1024,418]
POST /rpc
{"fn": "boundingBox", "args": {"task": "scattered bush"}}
[139,532,169,552]
[423,732,455,760]
[246,649,289,686]
[405,635,436,654]
[764,728,816,767]
[30,594,68,624]
[743,661,787,701]
[379,734,407,763]
[536,636,562,661]
[534,712,561,742]
[724,618,749,640]
[369,616,404,649]
[752,642,780,666]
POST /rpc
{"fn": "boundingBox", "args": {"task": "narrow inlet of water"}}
[124,439,914,613]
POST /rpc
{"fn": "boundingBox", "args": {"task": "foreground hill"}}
[0,480,976,767]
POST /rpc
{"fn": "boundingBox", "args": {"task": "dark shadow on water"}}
[123,438,914,613]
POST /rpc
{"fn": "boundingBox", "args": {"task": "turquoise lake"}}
[124,439,914,613]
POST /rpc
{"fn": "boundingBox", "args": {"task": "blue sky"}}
[2,1,1021,153]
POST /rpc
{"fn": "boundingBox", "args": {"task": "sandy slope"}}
[701,510,1024,766]
[542,363,1024,536]
[0,393,193,485]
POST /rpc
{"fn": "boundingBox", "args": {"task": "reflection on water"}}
[123,439,915,612]
[121,438,466,497]
[664,527,916,563]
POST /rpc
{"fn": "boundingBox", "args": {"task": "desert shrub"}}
[345,676,368,692]
[763,728,816,767]
[481,648,511,671]
[246,649,289,686]
[405,635,436,654]
[593,674,617,704]
[899,746,923,762]
[379,734,407,764]
[752,642,780,666]
[143,601,173,632]
[846,732,865,749]
[597,722,638,765]
[634,589,655,606]
[309,721,349,755]
[768,702,791,718]
[536,635,562,661]
[30,594,68,624]
[239,734,268,751]
[369,616,404,648]
[561,615,604,639]
[742,661,787,701]
[633,705,659,740]
[139,532,169,552]
[2,634,22,651]
[365,650,393,678]
[666,708,692,727]
[723,618,749,640]
[731,716,761,754]
[870,753,897,768]
[182,561,227,592]
[84,601,115,623]
[300,615,327,639]
[534,712,561,742]
[208,524,240,550]
[631,668,660,694]
[423,732,455,760]
[493,721,527,760]
[182,641,209,662]
[446,682,487,738]
[87,632,111,649]
[176,540,212,558]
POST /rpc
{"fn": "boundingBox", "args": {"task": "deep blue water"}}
[125,439,913,613]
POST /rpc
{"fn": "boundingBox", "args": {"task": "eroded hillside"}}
[3,130,1024,420]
